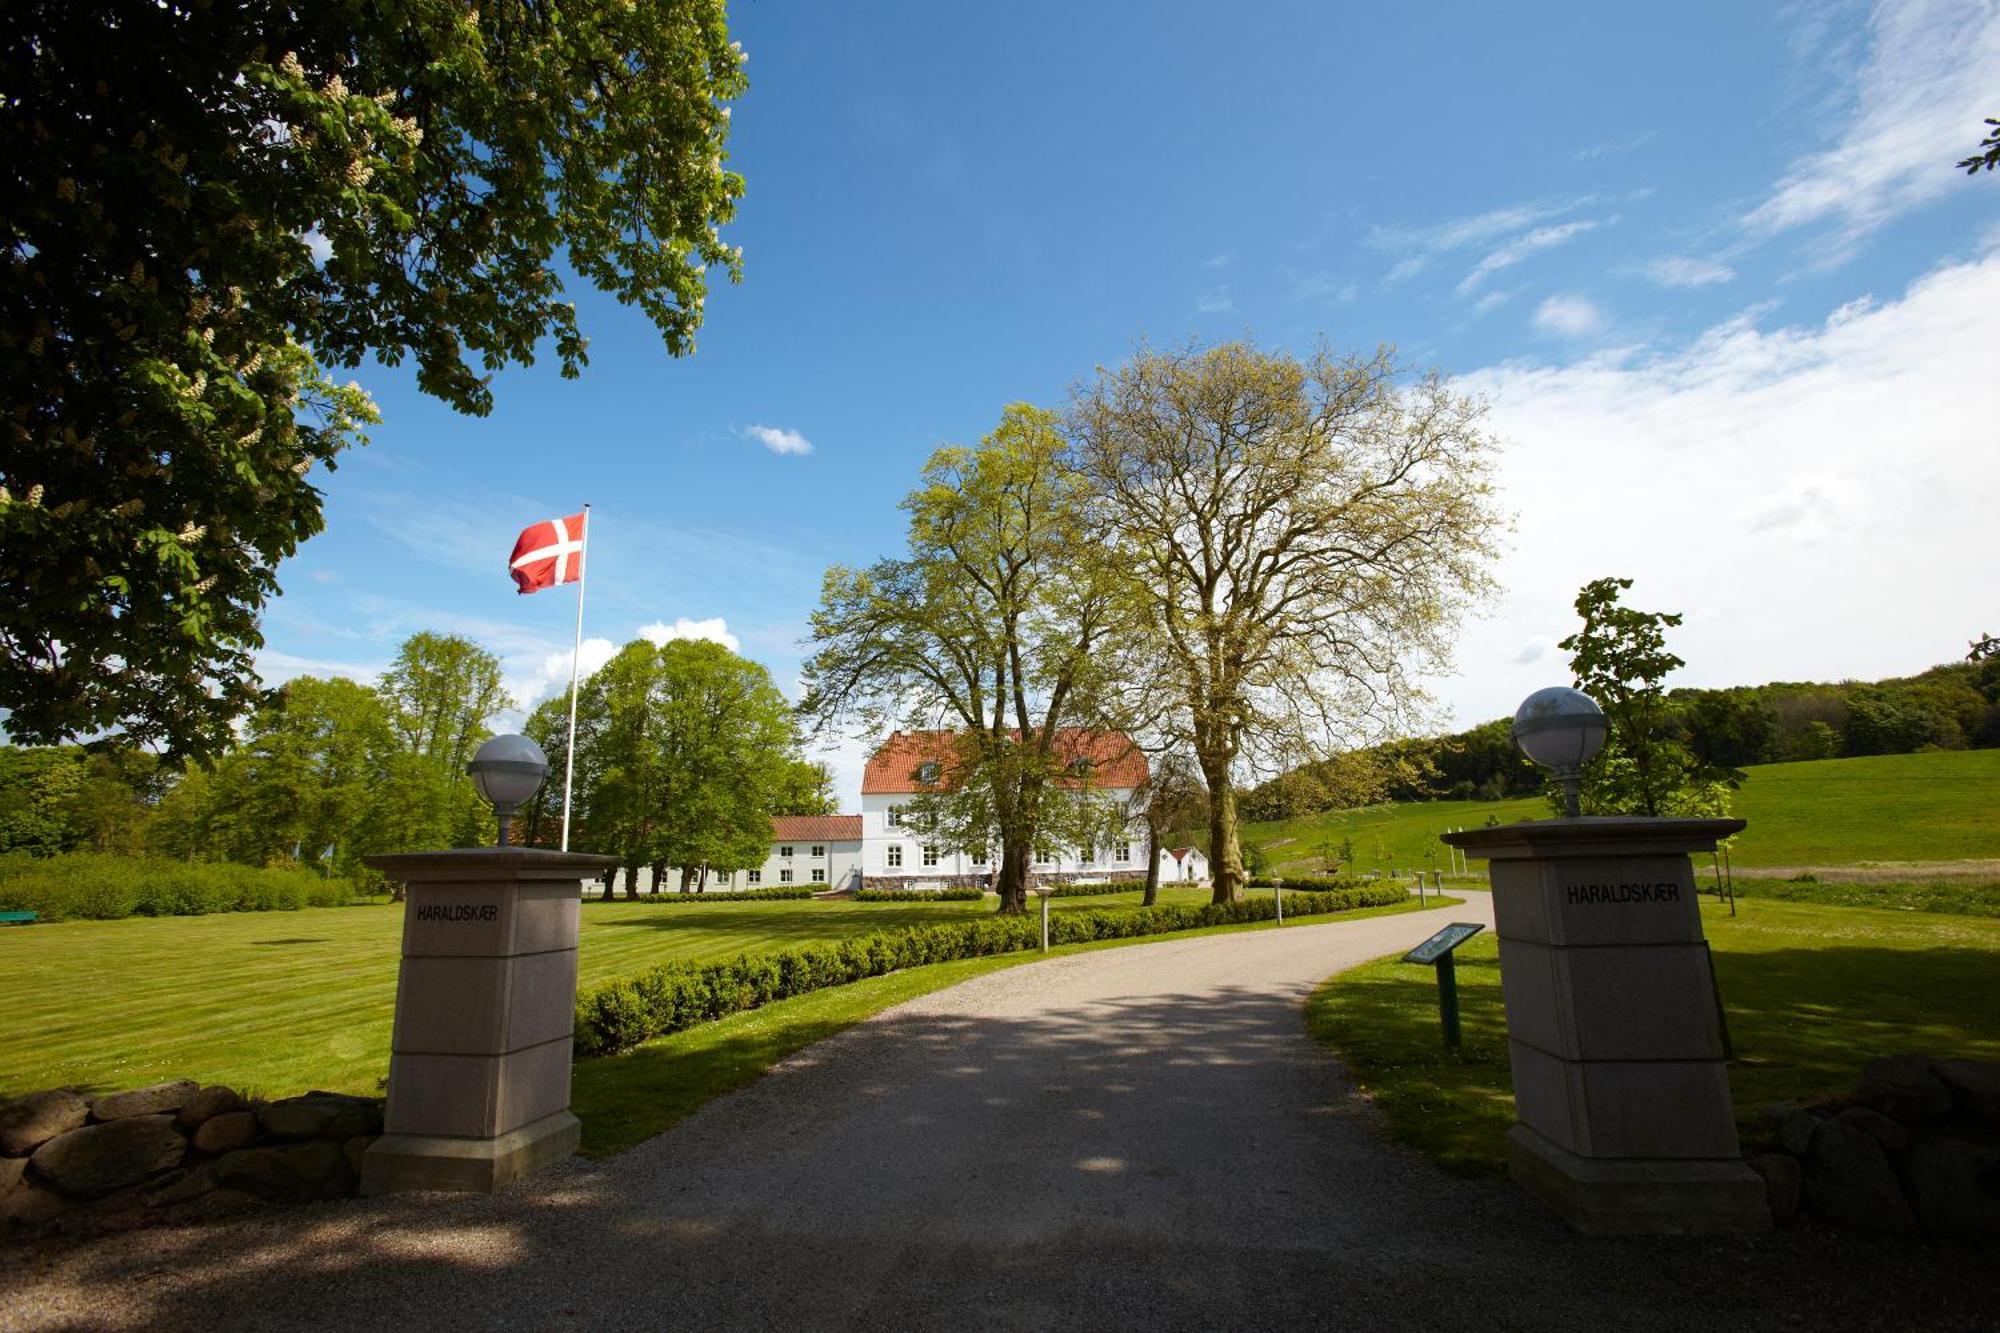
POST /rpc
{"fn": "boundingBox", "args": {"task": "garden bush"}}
[0,852,357,920]
[1037,880,1149,898]
[1247,876,1371,892]
[588,885,817,903]
[574,880,1411,1057]
[852,886,986,902]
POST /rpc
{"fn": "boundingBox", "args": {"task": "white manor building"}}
[696,730,1209,894]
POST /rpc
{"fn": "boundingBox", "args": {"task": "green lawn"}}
[1248,748,2000,874]
[0,887,1221,1098]
[1305,896,2000,1175]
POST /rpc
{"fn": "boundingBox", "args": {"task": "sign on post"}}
[1402,922,1485,1049]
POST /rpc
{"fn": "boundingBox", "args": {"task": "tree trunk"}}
[622,863,639,899]
[697,865,709,894]
[1141,820,1161,907]
[600,869,616,902]
[649,859,664,895]
[680,865,696,894]
[994,837,1030,915]
[1201,755,1246,904]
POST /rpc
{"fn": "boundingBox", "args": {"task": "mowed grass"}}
[0,888,1220,1099]
[1306,896,2000,1175]
[1248,748,2000,873]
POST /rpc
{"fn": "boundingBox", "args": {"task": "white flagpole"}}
[561,504,590,852]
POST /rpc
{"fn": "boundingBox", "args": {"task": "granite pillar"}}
[1441,817,1769,1234]
[359,847,616,1195]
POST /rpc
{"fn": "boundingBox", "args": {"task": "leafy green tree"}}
[1,0,747,758]
[1069,340,1503,902]
[376,631,511,846]
[802,405,1126,915]
[0,746,85,855]
[1560,578,1738,817]
[1134,752,1206,906]
[771,759,838,816]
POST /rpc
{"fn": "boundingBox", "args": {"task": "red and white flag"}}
[509,512,587,594]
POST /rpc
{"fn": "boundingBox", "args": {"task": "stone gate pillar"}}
[1440,817,1769,1234]
[359,847,616,1195]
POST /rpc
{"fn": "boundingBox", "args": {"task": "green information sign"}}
[1403,922,1484,966]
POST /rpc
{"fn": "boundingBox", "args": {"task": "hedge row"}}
[0,852,359,920]
[851,886,986,902]
[574,881,1409,1057]
[588,885,817,903]
[1038,880,1149,898]
[1247,875,1394,892]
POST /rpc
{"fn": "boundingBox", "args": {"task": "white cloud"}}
[1531,294,1604,337]
[503,636,619,717]
[1473,290,1512,316]
[1194,286,1234,314]
[252,649,386,687]
[1458,220,1600,295]
[1642,256,1737,288]
[1383,256,1430,284]
[743,424,813,456]
[638,616,740,653]
[1572,130,1658,163]
[1369,198,1592,257]
[1204,251,1235,269]
[1744,0,2000,252]
[1436,245,2000,730]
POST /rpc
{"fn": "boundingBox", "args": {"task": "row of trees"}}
[802,341,1504,911]
[0,630,829,894]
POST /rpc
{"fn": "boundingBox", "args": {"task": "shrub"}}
[1247,876,1369,892]
[852,886,986,902]
[0,852,357,920]
[1037,880,1148,898]
[587,885,817,903]
[573,880,1412,1057]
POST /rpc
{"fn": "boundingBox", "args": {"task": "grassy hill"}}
[1246,748,2000,874]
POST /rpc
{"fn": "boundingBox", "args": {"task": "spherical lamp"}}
[1511,687,1608,818]
[466,734,550,846]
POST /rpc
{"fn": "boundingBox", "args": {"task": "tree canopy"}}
[1068,340,1504,902]
[1,0,746,757]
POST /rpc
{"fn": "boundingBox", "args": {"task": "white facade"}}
[858,788,1157,886]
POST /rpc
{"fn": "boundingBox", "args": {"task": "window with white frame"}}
[1035,846,1053,865]
[1115,841,1131,864]
[971,847,989,866]
[779,845,794,859]
[779,868,794,883]
[811,868,826,883]
[917,760,941,785]
[887,845,903,868]
[810,844,825,858]
[886,806,903,827]
[922,845,939,867]
[1079,845,1095,866]
[747,869,762,884]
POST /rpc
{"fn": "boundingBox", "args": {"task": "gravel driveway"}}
[2,894,1991,1331]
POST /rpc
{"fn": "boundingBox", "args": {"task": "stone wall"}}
[0,1080,382,1235]
[1746,1054,2000,1235]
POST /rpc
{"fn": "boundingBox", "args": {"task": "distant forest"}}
[1239,657,2000,822]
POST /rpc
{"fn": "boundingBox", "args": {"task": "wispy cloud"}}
[1204,251,1235,269]
[1744,0,2000,255]
[1531,293,1605,337]
[1194,286,1234,314]
[1457,220,1601,295]
[1284,270,1357,305]
[1369,198,1592,258]
[1642,256,1738,288]
[1383,256,1430,285]
[1572,130,1658,163]
[743,424,813,456]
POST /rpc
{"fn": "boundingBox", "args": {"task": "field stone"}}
[1766,1105,1821,1158]
[258,1097,338,1141]
[177,1085,247,1130]
[281,1139,352,1199]
[1932,1059,2000,1129]
[324,1101,384,1140]
[30,1115,187,1200]
[192,1110,258,1155]
[1899,1132,2000,1236]
[90,1080,199,1122]
[144,1163,217,1208]
[213,1147,310,1201]
[0,1180,67,1226]
[0,1089,88,1156]
[1748,1152,1802,1226]
[343,1134,379,1177]
[1804,1118,1919,1234]
[1836,1105,1910,1153]
[0,1154,26,1198]
[1854,1054,1954,1124]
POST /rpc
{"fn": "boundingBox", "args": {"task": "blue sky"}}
[268,0,2000,802]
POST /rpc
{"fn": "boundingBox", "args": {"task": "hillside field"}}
[1247,748,2000,875]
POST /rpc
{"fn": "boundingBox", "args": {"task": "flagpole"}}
[561,504,590,852]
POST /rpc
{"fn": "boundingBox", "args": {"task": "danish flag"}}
[509,512,587,594]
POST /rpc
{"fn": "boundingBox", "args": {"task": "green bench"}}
[0,910,37,926]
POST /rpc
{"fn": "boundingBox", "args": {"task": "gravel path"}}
[2,895,1991,1331]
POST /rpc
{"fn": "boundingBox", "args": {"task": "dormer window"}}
[917,761,941,785]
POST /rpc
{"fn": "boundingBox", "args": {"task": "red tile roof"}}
[770,814,862,842]
[861,730,1148,794]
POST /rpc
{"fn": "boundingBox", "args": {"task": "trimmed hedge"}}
[1038,880,1149,898]
[589,885,817,903]
[852,886,986,902]
[575,881,1411,1057]
[0,853,359,920]
[1248,876,1386,892]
